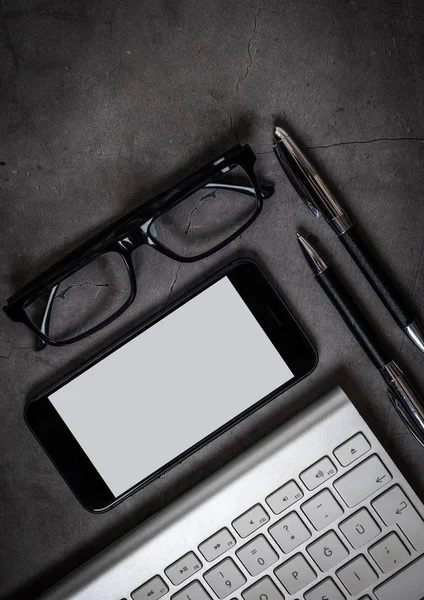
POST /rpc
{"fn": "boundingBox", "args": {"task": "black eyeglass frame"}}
[4,144,273,346]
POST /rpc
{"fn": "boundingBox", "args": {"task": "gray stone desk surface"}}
[1,0,423,598]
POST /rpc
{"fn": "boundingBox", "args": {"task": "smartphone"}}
[25,259,317,512]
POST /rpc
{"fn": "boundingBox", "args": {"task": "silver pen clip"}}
[384,361,424,448]
[272,139,322,218]
[388,389,424,448]
[273,126,352,234]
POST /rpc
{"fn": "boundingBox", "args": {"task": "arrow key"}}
[199,528,236,562]
[132,576,169,600]
[333,455,392,507]
[372,485,424,552]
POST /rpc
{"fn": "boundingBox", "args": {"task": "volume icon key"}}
[300,457,338,491]
[266,480,304,515]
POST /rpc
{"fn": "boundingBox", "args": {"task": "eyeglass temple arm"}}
[35,284,59,351]
[204,182,274,199]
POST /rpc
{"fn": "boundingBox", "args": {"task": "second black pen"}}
[297,233,424,447]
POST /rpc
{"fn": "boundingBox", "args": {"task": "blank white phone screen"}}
[50,277,293,497]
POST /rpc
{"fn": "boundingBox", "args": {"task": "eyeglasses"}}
[4,144,274,347]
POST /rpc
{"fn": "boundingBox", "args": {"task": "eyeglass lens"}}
[149,164,258,258]
[25,252,132,342]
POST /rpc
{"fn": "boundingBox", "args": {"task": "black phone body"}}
[25,259,317,512]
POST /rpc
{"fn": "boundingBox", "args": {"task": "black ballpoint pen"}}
[297,234,424,448]
[274,125,424,355]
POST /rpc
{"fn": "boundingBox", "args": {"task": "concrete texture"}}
[1,0,423,598]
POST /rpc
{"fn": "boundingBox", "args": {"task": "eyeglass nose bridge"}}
[116,217,155,253]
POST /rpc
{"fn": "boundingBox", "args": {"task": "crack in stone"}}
[55,281,130,300]
[245,39,253,80]
[256,136,424,155]
[227,106,235,140]
[304,136,424,150]
[0,343,33,359]
[41,141,63,198]
[167,262,183,303]
[107,60,121,79]
[184,191,215,235]
[244,0,263,81]
[1,18,20,85]
[167,191,216,302]
[2,87,36,131]
[108,4,117,61]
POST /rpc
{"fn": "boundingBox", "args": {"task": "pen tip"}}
[404,321,424,354]
[296,235,329,275]
[296,234,308,250]
[274,125,290,140]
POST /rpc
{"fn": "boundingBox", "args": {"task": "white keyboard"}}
[39,388,424,600]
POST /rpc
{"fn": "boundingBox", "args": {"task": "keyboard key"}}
[266,480,303,514]
[307,530,349,572]
[199,528,236,562]
[242,577,284,600]
[333,433,370,466]
[274,553,316,594]
[373,554,424,600]
[339,507,381,549]
[165,552,202,585]
[236,535,278,576]
[232,504,269,538]
[172,581,212,600]
[304,578,345,600]
[368,532,410,574]
[269,511,311,553]
[301,489,344,530]
[372,485,424,552]
[336,555,378,595]
[203,558,246,599]
[333,455,391,507]
[132,576,169,600]
[300,457,337,491]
